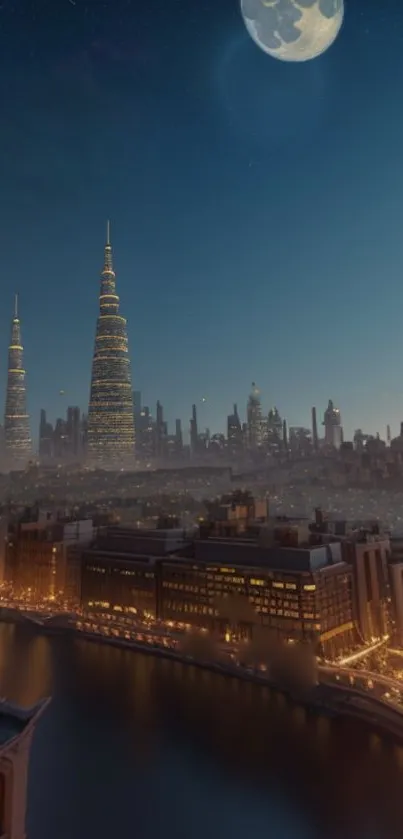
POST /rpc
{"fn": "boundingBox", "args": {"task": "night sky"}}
[0,0,402,441]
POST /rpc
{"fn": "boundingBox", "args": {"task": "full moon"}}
[240,0,344,63]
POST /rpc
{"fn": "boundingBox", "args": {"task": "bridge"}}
[319,663,403,699]
[317,679,403,741]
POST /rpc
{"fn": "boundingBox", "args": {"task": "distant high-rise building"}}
[265,407,282,450]
[323,399,343,449]
[39,409,53,460]
[137,406,154,459]
[4,295,31,465]
[155,400,167,458]
[190,404,198,455]
[175,418,183,452]
[227,404,242,453]
[87,222,135,465]
[53,417,68,460]
[312,406,319,451]
[289,426,312,456]
[81,413,88,455]
[67,406,81,458]
[282,418,288,450]
[39,409,47,458]
[247,383,262,449]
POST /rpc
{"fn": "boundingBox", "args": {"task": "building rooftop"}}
[95,526,190,557]
[0,712,26,745]
[0,698,50,747]
[192,538,342,572]
[84,548,159,565]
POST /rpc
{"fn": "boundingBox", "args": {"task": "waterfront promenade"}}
[1,597,403,743]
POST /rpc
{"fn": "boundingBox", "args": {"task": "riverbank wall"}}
[2,607,403,745]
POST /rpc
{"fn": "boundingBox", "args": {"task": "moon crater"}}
[241,0,344,62]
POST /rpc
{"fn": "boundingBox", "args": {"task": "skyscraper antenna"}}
[14,293,18,319]
[106,220,110,246]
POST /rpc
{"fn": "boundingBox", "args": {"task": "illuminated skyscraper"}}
[323,399,343,449]
[247,382,262,449]
[87,222,135,465]
[4,295,31,464]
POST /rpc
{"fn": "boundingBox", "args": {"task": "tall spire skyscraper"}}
[4,294,32,464]
[87,222,135,465]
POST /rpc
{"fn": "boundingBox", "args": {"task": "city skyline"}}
[2,219,401,450]
[0,268,399,451]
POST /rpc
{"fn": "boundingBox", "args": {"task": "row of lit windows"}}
[161,600,323,631]
[114,569,154,579]
[86,567,321,604]
[249,596,299,608]
[169,572,307,592]
[161,583,303,607]
[207,574,246,585]
[164,600,217,616]
[163,581,205,593]
[87,601,138,615]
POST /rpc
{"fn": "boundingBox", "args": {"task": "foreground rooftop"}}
[0,697,50,748]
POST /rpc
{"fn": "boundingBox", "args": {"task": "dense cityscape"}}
[2,224,403,544]
[1,223,403,803]
[0,225,403,764]
[2,227,403,702]
[2,0,403,837]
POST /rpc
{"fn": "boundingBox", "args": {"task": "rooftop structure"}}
[0,697,50,839]
[93,525,190,557]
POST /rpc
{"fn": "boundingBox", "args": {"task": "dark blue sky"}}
[0,0,402,440]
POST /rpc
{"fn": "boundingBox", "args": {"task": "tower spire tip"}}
[106,219,110,246]
[14,293,18,319]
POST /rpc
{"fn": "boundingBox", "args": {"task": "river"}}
[1,621,402,839]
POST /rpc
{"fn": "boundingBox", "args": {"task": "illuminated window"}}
[303,584,316,591]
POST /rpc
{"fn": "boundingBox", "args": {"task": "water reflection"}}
[0,624,400,839]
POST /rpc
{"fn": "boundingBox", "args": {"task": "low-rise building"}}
[160,538,355,657]
[6,517,93,602]
[76,509,397,661]
[80,526,190,620]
